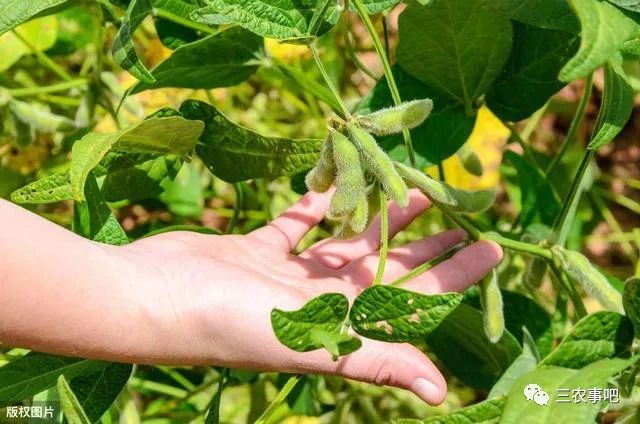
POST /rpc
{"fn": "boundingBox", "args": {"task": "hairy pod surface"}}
[355,99,433,136]
[347,125,409,207]
[457,145,484,177]
[349,191,370,233]
[305,134,336,193]
[479,269,504,343]
[395,162,495,213]
[524,257,547,290]
[551,246,624,313]
[328,131,366,218]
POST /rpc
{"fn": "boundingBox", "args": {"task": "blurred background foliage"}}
[0,2,639,423]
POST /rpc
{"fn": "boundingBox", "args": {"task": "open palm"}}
[120,189,503,405]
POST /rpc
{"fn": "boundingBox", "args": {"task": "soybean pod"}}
[479,269,504,343]
[347,124,409,207]
[305,134,336,193]
[355,99,433,136]
[328,130,367,218]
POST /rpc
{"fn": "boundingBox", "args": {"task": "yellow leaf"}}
[265,39,310,62]
[428,106,509,190]
[0,17,58,72]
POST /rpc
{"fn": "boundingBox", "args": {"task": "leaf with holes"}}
[350,286,462,343]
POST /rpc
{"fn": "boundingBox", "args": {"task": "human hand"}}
[114,189,503,405]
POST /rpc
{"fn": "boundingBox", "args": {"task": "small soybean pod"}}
[349,191,369,233]
[356,99,433,136]
[329,130,366,218]
[347,124,409,208]
[479,269,504,343]
[305,134,336,193]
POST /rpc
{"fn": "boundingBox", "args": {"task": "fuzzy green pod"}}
[328,131,366,218]
[395,162,495,213]
[305,134,336,193]
[552,246,624,313]
[524,257,547,290]
[479,269,504,343]
[347,124,409,207]
[349,191,370,233]
[355,99,433,136]
[457,145,484,177]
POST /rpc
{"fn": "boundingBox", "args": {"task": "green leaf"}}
[69,363,133,423]
[271,293,358,355]
[0,16,59,72]
[481,0,579,33]
[130,27,262,93]
[70,116,203,200]
[57,375,91,424]
[357,65,476,167]
[180,100,322,182]
[194,0,337,40]
[541,311,634,368]
[551,246,624,313]
[0,353,107,407]
[360,0,401,14]
[350,286,462,343]
[623,277,640,336]
[486,23,579,122]
[98,152,183,202]
[427,304,523,391]
[397,397,506,424]
[587,60,634,150]
[0,0,71,35]
[607,0,640,13]
[559,0,639,82]
[501,291,554,358]
[503,151,561,227]
[11,172,73,204]
[73,174,129,245]
[395,162,496,214]
[159,161,204,217]
[397,0,513,114]
[489,328,539,398]
[153,0,201,49]
[112,0,156,83]
[500,357,638,424]
[466,289,554,358]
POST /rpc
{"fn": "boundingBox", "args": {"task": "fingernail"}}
[410,378,444,404]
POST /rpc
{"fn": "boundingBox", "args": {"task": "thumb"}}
[308,339,447,405]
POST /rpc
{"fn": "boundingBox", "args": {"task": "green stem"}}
[390,242,467,287]
[552,149,595,245]
[255,375,302,424]
[310,43,351,119]
[546,74,594,176]
[226,183,244,234]
[12,30,72,81]
[342,20,378,80]
[506,122,541,169]
[438,204,482,241]
[374,187,389,285]
[521,101,549,141]
[7,79,88,97]
[482,232,553,260]
[153,8,218,34]
[352,0,417,167]
[590,192,638,261]
[594,186,640,215]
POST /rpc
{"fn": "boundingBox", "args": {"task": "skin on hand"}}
[0,190,503,405]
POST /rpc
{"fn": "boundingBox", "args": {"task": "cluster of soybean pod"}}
[304,98,506,344]
[306,99,430,235]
